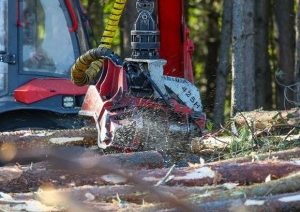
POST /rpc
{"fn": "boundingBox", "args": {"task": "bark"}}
[197,172,300,204]
[254,0,272,109]
[207,147,300,166]
[86,0,103,47]
[232,108,300,130]
[0,128,98,148]
[1,157,300,192]
[0,128,98,164]
[120,0,136,58]
[203,1,220,119]
[296,1,300,103]
[6,176,300,212]
[274,0,296,109]
[191,133,300,156]
[213,0,232,128]
[231,0,255,115]
[295,1,300,104]
[193,192,300,212]
[13,184,224,206]
[0,150,164,192]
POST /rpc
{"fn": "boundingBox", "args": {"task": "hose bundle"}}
[71,0,127,86]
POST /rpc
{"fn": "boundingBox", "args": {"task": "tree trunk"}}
[254,0,272,110]
[5,187,300,212]
[213,0,232,128]
[274,0,296,109]
[0,128,98,164]
[86,0,104,47]
[203,1,220,120]
[295,1,300,103]
[120,0,136,58]
[1,157,300,192]
[231,0,256,115]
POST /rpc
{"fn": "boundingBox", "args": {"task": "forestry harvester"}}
[71,0,206,151]
[0,0,92,130]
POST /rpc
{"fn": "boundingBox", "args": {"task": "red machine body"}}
[158,0,194,82]
[0,0,91,131]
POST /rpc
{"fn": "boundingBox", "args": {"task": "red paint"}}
[65,0,78,32]
[80,60,205,149]
[14,78,88,104]
[158,0,195,83]
[16,0,24,27]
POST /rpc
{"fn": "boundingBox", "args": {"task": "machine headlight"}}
[63,96,75,108]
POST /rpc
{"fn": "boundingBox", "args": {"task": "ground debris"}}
[1,108,300,211]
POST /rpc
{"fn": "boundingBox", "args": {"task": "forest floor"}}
[0,108,300,212]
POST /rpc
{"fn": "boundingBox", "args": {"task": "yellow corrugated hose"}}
[71,0,127,86]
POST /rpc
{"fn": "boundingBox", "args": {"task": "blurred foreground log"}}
[7,173,300,212]
[0,150,164,192]
[1,152,300,192]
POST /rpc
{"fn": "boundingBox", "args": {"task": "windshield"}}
[22,0,75,75]
[0,0,8,94]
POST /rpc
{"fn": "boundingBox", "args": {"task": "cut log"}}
[206,147,300,165]
[233,108,300,130]
[5,191,300,212]
[0,128,98,164]
[1,154,300,192]
[194,172,300,205]
[8,181,300,212]
[0,128,98,148]
[190,136,232,153]
[0,150,164,192]
[12,184,223,206]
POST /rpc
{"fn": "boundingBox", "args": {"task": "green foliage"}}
[227,127,253,158]
[187,0,222,78]
[206,120,213,131]
[81,0,120,51]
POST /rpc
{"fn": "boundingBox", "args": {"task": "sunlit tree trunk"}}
[274,0,295,109]
[213,0,232,128]
[254,0,272,109]
[231,0,255,115]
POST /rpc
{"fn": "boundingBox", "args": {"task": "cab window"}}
[22,0,75,75]
[0,0,8,94]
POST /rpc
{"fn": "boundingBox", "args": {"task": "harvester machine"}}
[0,0,93,130]
[71,0,206,151]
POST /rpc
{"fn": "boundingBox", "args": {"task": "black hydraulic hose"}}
[71,0,127,86]
[71,47,123,86]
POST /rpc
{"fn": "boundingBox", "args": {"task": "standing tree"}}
[274,0,295,109]
[213,0,232,128]
[120,0,136,58]
[296,0,300,104]
[202,1,220,119]
[254,0,272,110]
[231,0,255,115]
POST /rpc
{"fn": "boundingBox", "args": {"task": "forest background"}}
[80,0,300,129]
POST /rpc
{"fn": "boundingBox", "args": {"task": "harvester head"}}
[75,0,206,152]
